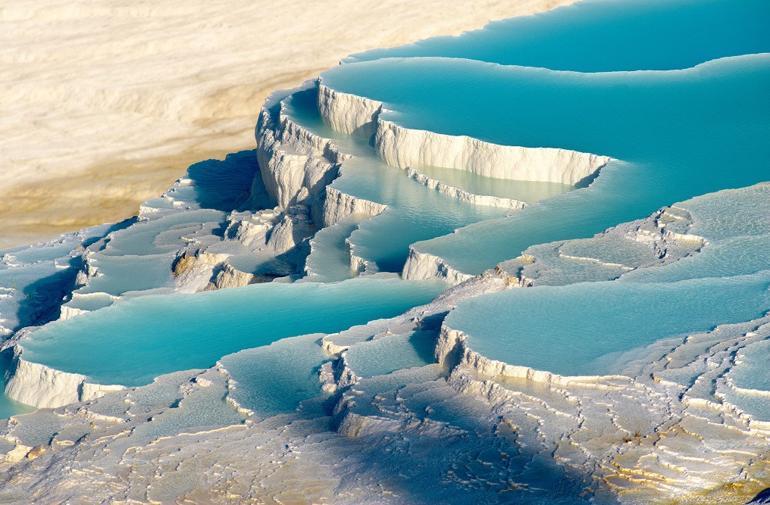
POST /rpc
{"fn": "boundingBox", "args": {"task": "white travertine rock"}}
[404,201,707,286]
[5,353,124,409]
[316,82,610,185]
[406,168,528,210]
[376,120,610,185]
[348,246,379,275]
[58,305,87,321]
[256,102,346,220]
[317,84,382,138]
[4,358,83,408]
[225,208,281,248]
[496,205,706,286]
[265,207,314,253]
[4,58,768,505]
[172,206,314,292]
[323,187,387,227]
[173,249,232,292]
[402,248,474,285]
[436,325,625,389]
[80,382,125,403]
[206,262,257,290]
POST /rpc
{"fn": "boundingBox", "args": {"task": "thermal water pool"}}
[348,0,770,72]
[283,85,576,274]
[318,0,770,278]
[446,184,770,379]
[320,54,770,276]
[20,277,444,387]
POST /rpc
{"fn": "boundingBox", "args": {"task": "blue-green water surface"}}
[322,54,770,275]
[349,0,770,72]
[22,277,443,386]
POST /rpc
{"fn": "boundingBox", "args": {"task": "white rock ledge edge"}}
[4,337,124,409]
[318,82,611,186]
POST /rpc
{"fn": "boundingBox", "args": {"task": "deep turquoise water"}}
[22,277,443,386]
[321,0,770,276]
[348,0,770,72]
[322,54,770,275]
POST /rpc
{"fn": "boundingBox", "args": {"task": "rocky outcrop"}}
[376,119,609,185]
[402,248,474,285]
[4,341,123,409]
[256,92,348,224]
[406,168,528,209]
[317,84,381,138]
[322,186,387,228]
[317,80,610,185]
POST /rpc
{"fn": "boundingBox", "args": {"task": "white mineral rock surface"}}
[317,82,611,185]
[2,186,768,504]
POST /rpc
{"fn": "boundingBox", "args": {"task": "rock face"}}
[375,119,609,185]
[317,81,611,185]
[406,167,529,209]
[256,89,348,224]
[322,187,386,227]
[317,84,381,138]
[206,262,259,290]
[402,248,475,285]
[3,338,123,409]
[309,78,610,283]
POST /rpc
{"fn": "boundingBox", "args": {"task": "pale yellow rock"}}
[3,444,31,464]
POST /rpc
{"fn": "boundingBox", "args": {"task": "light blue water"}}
[0,226,118,418]
[78,253,175,296]
[344,329,436,377]
[447,273,770,376]
[286,87,572,203]
[447,183,770,377]
[22,277,444,386]
[333,157,505,272]
[282,87,373,157]
[303,219,360,283]
[726,339,770,421]
[321,0,770,276]
[348,0,770,72]
[218,334,328,417]
[283,89,510,272]
[322,54,770,275]
[414,164,572,203]
[5,0,769,436]
[624,185,770,283]
[310,0,770,386]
